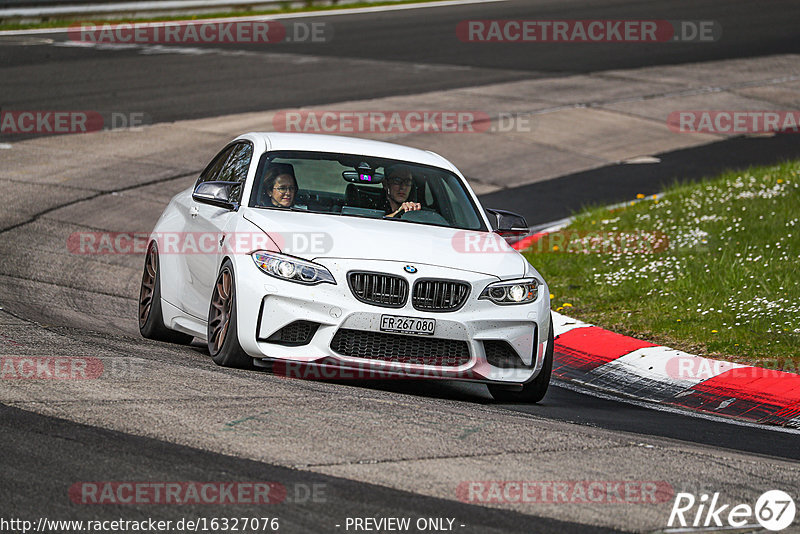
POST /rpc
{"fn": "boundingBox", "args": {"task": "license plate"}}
[380,314,436,336]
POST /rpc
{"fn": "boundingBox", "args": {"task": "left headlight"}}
[479,278,539,305]
[252,251,336,285]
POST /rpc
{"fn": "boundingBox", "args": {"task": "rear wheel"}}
[138,242,194,344]
[207,260,253,369]
[488,316,553,403]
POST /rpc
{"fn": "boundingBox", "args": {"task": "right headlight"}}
[252,251,335,285]
[479,278,539,305]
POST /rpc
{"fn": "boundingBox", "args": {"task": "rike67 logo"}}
[668,490,796,531]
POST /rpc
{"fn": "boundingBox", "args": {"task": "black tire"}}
[139,242,194,345]
[488,315,554,403]
[207,259,253,369]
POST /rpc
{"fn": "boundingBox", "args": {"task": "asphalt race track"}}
[1,404,616,534]
[2,0,800,128]
[1,1,800,532]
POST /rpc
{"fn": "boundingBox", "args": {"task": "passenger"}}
[262,163,298,208]
[383,164,421,217]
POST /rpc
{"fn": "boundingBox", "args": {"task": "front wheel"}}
[207,260,253,369]
[488,316,553,403]
[138,242,194,345]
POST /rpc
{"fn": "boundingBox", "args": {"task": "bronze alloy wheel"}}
[138,244,158,329]
[207,260,251,368]
[138,242,193,345]
[208,267,233,355]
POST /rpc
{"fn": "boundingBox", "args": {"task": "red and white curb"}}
[549,312,800,428]
[509,225,800,428]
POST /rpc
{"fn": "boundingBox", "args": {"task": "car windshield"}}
[248,150,485,231]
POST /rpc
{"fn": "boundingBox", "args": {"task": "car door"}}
[178,142,253,319]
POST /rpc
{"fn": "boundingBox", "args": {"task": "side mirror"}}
[192,181,241,211]
[485,208,529,240]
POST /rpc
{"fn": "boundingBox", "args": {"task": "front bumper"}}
[234,256,550,385]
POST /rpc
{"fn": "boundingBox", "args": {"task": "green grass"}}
[0,0,440,32]
[524,161,800,372]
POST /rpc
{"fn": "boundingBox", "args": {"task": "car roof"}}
[238,132,458,172]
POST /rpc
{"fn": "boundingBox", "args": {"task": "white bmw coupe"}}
[139,133,553,402]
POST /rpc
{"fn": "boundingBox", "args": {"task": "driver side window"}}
[196,146,234,188]
[218,143,253,198]
[195,142,253,202]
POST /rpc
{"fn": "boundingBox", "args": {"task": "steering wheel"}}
[399,207,450,225]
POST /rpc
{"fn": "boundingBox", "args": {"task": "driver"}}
[261,163,298,208]
[383,164,421,217]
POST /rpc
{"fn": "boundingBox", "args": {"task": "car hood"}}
[242,208,526,278]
